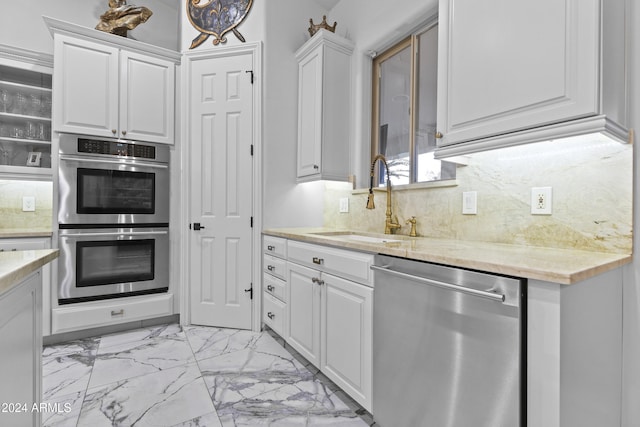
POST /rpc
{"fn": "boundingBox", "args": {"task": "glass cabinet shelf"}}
[0,63,52,174]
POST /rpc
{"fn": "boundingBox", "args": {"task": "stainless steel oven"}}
[58,134,170,226]
[57,134,171,304]
[57,227,169,304]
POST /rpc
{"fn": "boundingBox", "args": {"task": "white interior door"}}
[189,51,254,329]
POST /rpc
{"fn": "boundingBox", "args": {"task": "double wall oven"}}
[57,134,170,304]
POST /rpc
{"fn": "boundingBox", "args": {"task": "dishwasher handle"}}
[371,264,505,303]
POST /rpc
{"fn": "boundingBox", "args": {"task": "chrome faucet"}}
[366,154,402,234]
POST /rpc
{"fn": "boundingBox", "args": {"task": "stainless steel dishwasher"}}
[371,255,526,427]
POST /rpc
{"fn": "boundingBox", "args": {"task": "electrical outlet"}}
[462,191,477,215]
[531,187,552,215]
[22,196,36,212]
[339,197,349,213]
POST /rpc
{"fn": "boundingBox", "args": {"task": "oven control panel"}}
[78,138,156,159]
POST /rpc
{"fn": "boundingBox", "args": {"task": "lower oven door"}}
[58,227,169,304]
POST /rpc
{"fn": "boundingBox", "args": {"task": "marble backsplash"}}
[0,179,53,233]
[324,135,633,254]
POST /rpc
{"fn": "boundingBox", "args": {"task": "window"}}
[371,21,455,186]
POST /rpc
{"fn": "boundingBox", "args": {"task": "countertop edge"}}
[0,249,59,296]
[262,228,632,285]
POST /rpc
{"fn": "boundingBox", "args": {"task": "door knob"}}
[192,222,205,231]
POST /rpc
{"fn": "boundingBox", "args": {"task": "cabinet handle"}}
[267,285,274,292]
[111,129,117,134]
[122,130,127,136]
[311,277,324,285]
[267,245,275,251]
[312,257,324,265]
[111,309,124,316]
[267,265,275,271]
[267,312,275,320]
[435,131,443,139]
[313,164,319,170]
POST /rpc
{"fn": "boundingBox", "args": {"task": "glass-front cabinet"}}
[0,45,53,178]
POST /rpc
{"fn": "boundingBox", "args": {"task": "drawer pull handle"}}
[267,245,275,251]
[111,309,124,316]
[267,285,274,292]
[267,265,275,271]
[267,312,275,320]
[312,257,324,265]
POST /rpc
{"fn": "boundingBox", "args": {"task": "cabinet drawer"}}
[51,293,173,334]
[263,293,286,337]
[263,273,286,303]
[264,254,286,280]
[263,236,287,258]
[287,240,374,286]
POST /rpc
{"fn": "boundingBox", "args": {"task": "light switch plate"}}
[462,191,477,215]
[22,196,36,212]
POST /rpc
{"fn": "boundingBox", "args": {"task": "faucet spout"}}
[366,154,401,234]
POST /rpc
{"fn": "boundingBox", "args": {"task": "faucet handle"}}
[406,216,417,237]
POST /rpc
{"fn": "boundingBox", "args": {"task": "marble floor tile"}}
[42,324,373,427]
[89,332,196,388]
[42,390,85,427]
[78,362,216,427]
[99,323,184,350]
[42,345,98,400]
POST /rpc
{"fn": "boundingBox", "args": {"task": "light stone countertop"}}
[263,227,632,285]
[0,229,53,238]
[0,249,59,296]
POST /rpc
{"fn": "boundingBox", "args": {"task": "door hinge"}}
[245,70,254,84]
[244,283,253,300]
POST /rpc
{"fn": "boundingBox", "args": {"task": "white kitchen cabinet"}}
[295,30,353,182]
[435,0,629,157]
[285,239,373,411]
[46,17,178,145]
[0,46,53,179]
[0,237,53,336]
[262,236,288,337]
[0,271,42,427]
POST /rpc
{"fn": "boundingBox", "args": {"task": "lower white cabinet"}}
[284,240,373,412]
[0,237,52,336]
[0,271,42,427]
[51,293,173,334]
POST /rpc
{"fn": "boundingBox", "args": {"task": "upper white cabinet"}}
[296,30,354,182]
[45,17,179,145]
[435,0,629,156]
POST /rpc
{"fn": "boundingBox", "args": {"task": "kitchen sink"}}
[309,231,403,244]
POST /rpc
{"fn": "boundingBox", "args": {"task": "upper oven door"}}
[58,143,170,225]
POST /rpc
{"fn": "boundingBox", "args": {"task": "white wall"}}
[0,0,179,54]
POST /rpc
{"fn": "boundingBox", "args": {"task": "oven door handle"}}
[59,154,168,169]
[60,230,169,238]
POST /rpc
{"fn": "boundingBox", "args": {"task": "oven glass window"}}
[77,168,155,214]
[76,239,155,287]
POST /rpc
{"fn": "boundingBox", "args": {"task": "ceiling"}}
[312,0,341,11]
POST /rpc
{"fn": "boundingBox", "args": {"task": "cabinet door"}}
[286,262,321,367]
[321,274,372,411]
[53,34,119,138]
[120,51,175,144]
[437,0,599,146]
[296,46,323,178]
[0,271,42,427]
